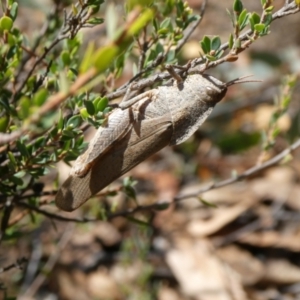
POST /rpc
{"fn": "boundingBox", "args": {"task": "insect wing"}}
[166,74,225,146]
[55,114,173,211]
[72,108,134,177]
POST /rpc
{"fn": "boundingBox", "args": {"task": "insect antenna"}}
[225,75,262,87]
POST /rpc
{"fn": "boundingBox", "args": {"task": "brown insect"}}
[55,72,254,211]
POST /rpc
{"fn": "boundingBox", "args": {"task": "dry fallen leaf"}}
[264,259,300,284]
[166,238,248,300]
[240,231,300,252]
[216,245,264,286]
[87,269,121,299]
[187,198,255,237]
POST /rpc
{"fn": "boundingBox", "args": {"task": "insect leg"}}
[119,90,154,110]
[122,82,136,103]
[165,64,183,83]
[165,62,193,84]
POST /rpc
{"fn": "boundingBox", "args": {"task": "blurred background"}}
[1,0,300,299]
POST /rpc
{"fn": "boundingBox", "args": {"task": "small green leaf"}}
[72,4,78,15]
[80,41,95,73]
[127,8,154,36]
[0,115,9,132]
[14,170,26,178]
[93,45,119,73]
[84,100,95,115]
[33,89,48,106]
[252,12,261,24]
[92,96,101,109]
[103,106,112,114]
[265,6,274,12]
[228,33,234,49]
[154,202,170,210]
[263,13,272,26]
[96,97,108,112]
[153,18,158,31]
[80,107,89,119]
[166,49,175,62]
[233,0,243,14]
[175,17,183,28]
[226,8,235,27]
[206,54,217,61]
[9,2,18,21]
[122,176,137,200]
[123,185,136,200]
[66,115,81,128]
[56,110,64,131]
[69,67,78,76]
[12,171,25,182]
[157,28,169,35]
[61,51,71,66]
[254,23,266,33]
[123,176,137,187]
[6,32,16,46]
[200,35,211,54]
[234,38,241,49]
[59,72,69,93]
[89,4,101,14]
[174,33,183,41]
[6,45,17,60]
[16,140,30,158]
[211,36,221,51]
[87,17,104,25]
[8,151,17,167]
[18,96,31,119]
[238,9,249,30]
[160,17,171,29]
[33,136,47,150]
[215,49,224,59]
[115,53,125,75]
[198,197,218,208]
[0,16,13,31]
[126,216,150,227]
[50,151,58,162]
[62,130,77,139]
[250,12,261,31]
[272,127,280,139]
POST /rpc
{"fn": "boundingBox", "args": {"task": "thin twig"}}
[0,258,28,274]
[137,27,148,73]
[175,138,300,201]
[0,131,22,145]
[175,0,207,53]
[12,0,93,102]
[18,223,74,300]
[15,138,300,223]
[13,4,58,87]
[12,35,67,102]
[17,199,170,223]
[116,0,208,93]
[2,1,299,147]
[106,1,300,101]
[114,0,208,95]
[17,201,96,223]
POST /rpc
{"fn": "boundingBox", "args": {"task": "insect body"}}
[55,74,229,211]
